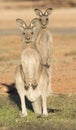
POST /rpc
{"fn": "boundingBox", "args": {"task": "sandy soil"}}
[0,8,76,95]
[0,34,76,95]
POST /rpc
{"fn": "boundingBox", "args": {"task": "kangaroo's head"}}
[34,8,52,28]
[16,18,39,44]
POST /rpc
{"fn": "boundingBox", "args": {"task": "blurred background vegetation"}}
[0,0,76,9]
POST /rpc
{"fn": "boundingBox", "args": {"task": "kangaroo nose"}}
[27,37,30,40]
[42,22,46,26]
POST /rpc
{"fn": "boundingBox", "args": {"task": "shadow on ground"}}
[0,82,61,115]
[0,82,33,112]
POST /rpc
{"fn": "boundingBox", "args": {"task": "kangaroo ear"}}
[34,8,43,16]
[30,18,40,28]
[44,8,53,16]
[16,18,27,31]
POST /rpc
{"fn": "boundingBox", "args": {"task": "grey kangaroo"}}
[15,18,49,117]
[33,8,53,94]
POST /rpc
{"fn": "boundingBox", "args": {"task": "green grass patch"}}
[0,94,76,130]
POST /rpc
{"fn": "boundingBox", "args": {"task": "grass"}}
[0,94,76,130]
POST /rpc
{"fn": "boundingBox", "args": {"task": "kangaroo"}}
[15,18,49,117]
[33,8,53,94]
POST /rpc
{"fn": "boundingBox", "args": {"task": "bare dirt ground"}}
[1,34,76,95]
[0,7,76,95]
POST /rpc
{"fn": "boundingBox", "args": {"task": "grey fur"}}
[15,18,49,117]
[34,8,53,94]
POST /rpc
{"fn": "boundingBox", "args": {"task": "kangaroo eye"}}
[31,32,33,35]
[39,18,42,21]
[23,32,25,35]
[46,18,48,21]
